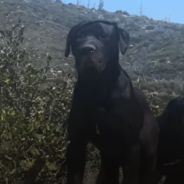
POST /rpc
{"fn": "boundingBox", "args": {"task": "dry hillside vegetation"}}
[0,0,183,183]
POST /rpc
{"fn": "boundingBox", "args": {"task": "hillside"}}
[0,0,184,182]
[0,0,184,110]
[0,0,184,82]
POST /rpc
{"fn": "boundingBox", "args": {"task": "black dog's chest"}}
[94,96,144,144]
[95,104,124,136]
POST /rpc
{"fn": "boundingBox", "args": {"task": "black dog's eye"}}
[96,30,108,38]
[99,32,108,39]
[75,32,84,39]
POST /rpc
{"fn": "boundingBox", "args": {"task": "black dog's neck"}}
[77,62,120,87]
[75,60,121,107]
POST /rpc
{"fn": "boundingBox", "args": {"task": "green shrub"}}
[0,20,74,183]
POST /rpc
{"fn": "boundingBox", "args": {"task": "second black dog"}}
[152,96,184,184]
[64,20,159,184]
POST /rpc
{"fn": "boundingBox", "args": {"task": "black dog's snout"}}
[81,45,96,55]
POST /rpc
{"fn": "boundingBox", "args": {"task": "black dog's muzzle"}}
[79,44,96,68]
[80,44,96,55]
[76,38,105,72]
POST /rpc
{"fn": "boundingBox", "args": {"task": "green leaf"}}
[46,161,57,171]
[33,133,43,142]
[5,155,13,160]
[46,124,50,131]
[30,147,40,156]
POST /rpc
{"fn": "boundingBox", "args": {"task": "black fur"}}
[152,96,184,184]
[64,20,159,184]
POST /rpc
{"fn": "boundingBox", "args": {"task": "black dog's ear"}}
[118,28,130,55]
[64,21,89,58]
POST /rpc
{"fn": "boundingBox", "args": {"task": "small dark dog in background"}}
[64,20,159,184]
[152,96,184,184]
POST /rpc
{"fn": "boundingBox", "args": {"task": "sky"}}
[63,0,184,24]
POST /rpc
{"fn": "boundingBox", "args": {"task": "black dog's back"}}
[133,87,153,114]
[133,87,159,150]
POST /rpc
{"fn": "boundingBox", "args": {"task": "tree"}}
[140,0,143,16]
[93,2,96,9]
[55,0,62,3]
[98,0,104,10]
[76,0,81,6]
[87,0,90,8]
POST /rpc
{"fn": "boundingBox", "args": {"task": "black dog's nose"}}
[81,45,96,55]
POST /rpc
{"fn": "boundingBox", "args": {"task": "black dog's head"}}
[64,20,129,74]
[167,96,184,113]
[158,96,184,128]
[167,96,184,122]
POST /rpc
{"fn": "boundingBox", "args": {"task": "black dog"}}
[64,20,159,184]
[152,96,184,184]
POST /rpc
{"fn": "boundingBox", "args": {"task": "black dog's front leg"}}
[96,156,119,184]
[66,102,92,184]
[95,134,121,184]
[122,143,141,184]
[66,138,88,184]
